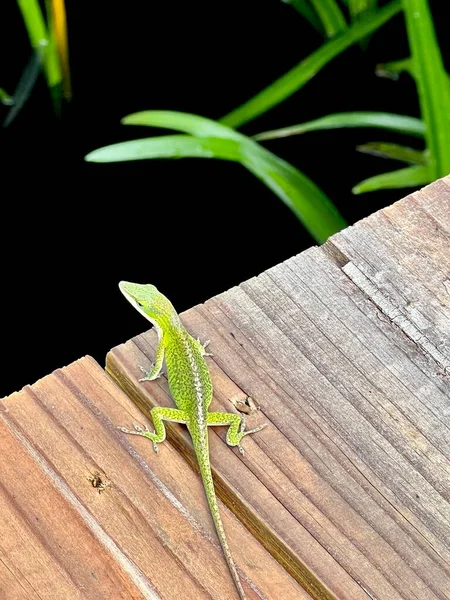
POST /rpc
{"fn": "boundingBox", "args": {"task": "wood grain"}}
[327,174,450,374]
[1,176,449,600]
[0,357,309,600]
[107,176,450,599]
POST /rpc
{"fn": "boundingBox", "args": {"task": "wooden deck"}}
[1,176,449,599]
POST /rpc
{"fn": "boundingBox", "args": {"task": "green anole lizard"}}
[118,281,266,600]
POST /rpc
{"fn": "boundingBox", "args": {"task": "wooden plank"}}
[326,175,450,374]
[108,335,356,600]
[106,176,450,600]
[0,357,309,600]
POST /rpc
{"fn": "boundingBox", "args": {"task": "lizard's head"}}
[119,281,175,326]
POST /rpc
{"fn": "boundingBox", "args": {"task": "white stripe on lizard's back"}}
[182,334,205,429]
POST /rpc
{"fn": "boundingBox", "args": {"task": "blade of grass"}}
[402,0,450,178]
[281,0,324,34]
[253,111,425,141]
[348,0,378,21]
[347,0,379,48]
[122,110,243,141]
[309,0,347,37]
[353,164,431,193]
[86,110,347,241]
[356,142,427,164]
[376,56,450,95]
[2,51,42,127]
[0,89,13,105]
[85,135,243,163]
[220,0,401,128]
[17,0,48,50]
[375,57,413,80]
[244,145,347,241]
[16,0,61,89]
[48,0,71,99]
[122,110,347,237]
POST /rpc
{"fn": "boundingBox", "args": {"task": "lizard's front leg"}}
[139,341,165,381]
[196,336,213,357]
[119,407,188,453]
[207,411,266,455]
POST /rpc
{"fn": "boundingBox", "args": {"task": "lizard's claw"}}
[117,424,150,435]
[118,426,132,434]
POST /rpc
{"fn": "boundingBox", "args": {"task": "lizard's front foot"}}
[197,337,213,357]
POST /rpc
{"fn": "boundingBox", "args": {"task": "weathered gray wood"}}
[107,176,450,600]
[327,174,450,374]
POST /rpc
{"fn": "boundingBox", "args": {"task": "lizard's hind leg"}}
[119,407,188,453]
[207,411,266,455]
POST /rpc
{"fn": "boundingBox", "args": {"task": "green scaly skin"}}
[118,281,266,600]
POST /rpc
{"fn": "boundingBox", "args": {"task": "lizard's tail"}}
[194,443,247,600]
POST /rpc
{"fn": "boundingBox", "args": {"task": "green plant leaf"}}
[347,0,379,49]
[309,0,347,37]
[244,145,347,241]
[122,110,243,141]
[220,0,401,128]
[402,0,450,178]
[375,57,413,80]
[0,88,13,106]
[352,164,431,193]
[86,110,347,242]
[376,56,450,98]
[2,52,42,127]
[16,0,61,89]
[253,111,425,141]
[348,0,378,21]
[45,0,71,100]
[281,0,324,34]
[356,142,427,164]
[85,135,243,163]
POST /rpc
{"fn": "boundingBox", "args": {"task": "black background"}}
[1,1,448,396]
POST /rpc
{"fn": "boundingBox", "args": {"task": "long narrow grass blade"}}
[122,110,243,141]
[0,89,13,105]
[16,0,61,89]
[16,0,48,50]
[356,142,427,164]
[348,0,378,21]
[375,57,412,80]
[376,56,450,97]
[87,110,347,241]
[244,145,347,241]
[85,135,243,163]
[49,0,71,99]
[124,110,347,239]
[220,0,401,128]
[281,0,324,34]
[402,0,450,177]
[253,111,425,141]
[2,52,42,127]
[352,164,431,193]
[309,0,347,37]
